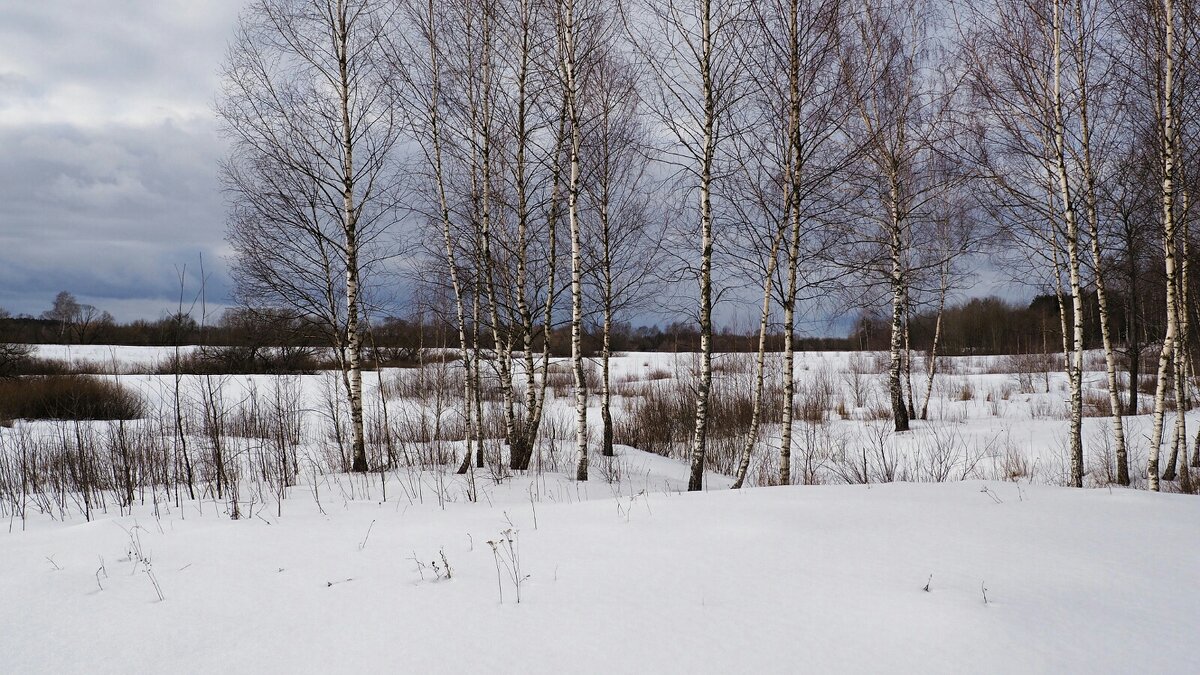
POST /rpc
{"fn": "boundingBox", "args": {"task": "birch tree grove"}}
[220,0,400,474]
[213,0,1200,494]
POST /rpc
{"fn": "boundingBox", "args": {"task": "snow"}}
[1,470,1195,673]
[1,347,1197,673]
[32,344,194,370]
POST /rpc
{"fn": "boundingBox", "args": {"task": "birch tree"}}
[1064,0,1130,485]
[219,0,401,473]
[627,0,748,491]
[555,0,591,480]
[961,0,1114,486]
[730,0,847,487]
[390,0,485,475]
[1144,0,1186,491]
[580,47,659,460]
[844,0,959,434]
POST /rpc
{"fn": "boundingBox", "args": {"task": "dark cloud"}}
[0,2,248,320]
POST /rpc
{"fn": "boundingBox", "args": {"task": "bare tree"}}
[843,0,961,434]
[579,22,659,460]
[729,0,848,487]
[628,0,748,491]
[392,0,484,474]
[0,342,32,379]
[1144,0,1188,491]
[41,291,114,344]
[961,0,1112,486]
[555,0,592,480]
[218,0,402,473]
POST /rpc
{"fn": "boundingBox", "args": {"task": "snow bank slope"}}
[1,481,1195,674]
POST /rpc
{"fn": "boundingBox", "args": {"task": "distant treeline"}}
[0,291,1163,358]
[852,292,1161,357]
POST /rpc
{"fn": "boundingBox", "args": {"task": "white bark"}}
[417,0,478,475]
[558,0,589,482]
[1050,0,1084,487]
[686,0,717,493]
[1149,0,1179,492]
[920,264,947,421]
[731,231,784,489]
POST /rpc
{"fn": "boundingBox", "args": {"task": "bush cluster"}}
[0,375,145,421]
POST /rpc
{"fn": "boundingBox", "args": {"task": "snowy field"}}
[1,347,1197,673]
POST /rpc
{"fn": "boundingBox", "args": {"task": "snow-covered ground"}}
[32,344,195,371]
[1,347,1197,673]
[1,469,1196,673]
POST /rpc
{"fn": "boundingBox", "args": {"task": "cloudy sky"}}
[0,1,250,321]
[0,2,1022,331]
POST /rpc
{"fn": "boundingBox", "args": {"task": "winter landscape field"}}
[4,0,1200,671]
[1,346,1197,674]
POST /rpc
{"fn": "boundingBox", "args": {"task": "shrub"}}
[0,345,87,377]
[544,368,574,393]
[712,353,753,374]
[613,373,784,463]
[544,362,602,395]
[0,375,145,421]
[0,343,34,378]
[1082,390,1112,417]
[161,345,319,375]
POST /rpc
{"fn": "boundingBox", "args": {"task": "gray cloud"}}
[0,2,249,320]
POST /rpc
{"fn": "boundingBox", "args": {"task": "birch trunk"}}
[1166,211,1191,481]
[1072,0,1128,484]
[422,0,477,477]
[560,0,589,482]
[887,194,910,433]
[903,295,916,420]
[1149,0,1178,492]
[687,0,716,492]
[1187,193,1200,472]
[475,7,518,471]
[1050,1,1084,487]
[731,231,783,489]
[777,0,805,485]
[522,101,567,472]
[778,163,802,485]
[920,264,947,421]
[512,0,537,471]
[599,175,615,458]
[335,1,368,474]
